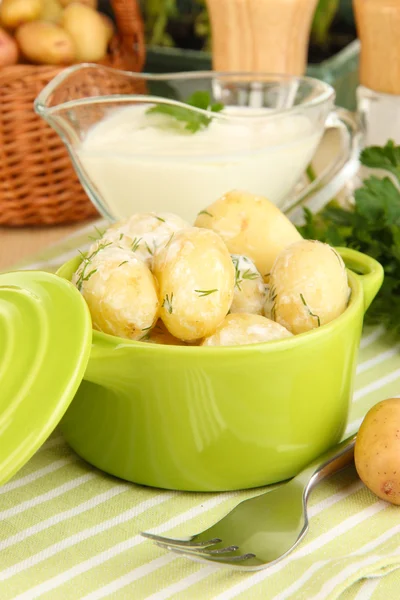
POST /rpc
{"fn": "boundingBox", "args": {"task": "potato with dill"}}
[101,212,190,267]
[202,313,292,347]
[73,243,159,340]
[265,239,350,335]
[230,255,265,315]
[153,227,235,341]
[194,190,302,279]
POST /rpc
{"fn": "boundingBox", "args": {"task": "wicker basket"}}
[0,0,145,226]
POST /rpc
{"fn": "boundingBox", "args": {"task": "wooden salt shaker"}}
[205,0,319,75]
[353,0,400,145]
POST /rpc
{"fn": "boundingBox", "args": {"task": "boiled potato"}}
[230,255,265,315]
[194,190,302,278]
[0,26,18,66]
[39,0,63,23]
[201,313,292,347]
[355,399,400,505]
[15,21,75,64]
[102,212,190,268]
[153,227,235,342]
[59,0,97,8]
[62,3,108,62]
[144,320,186,346]
[265,240,350,334]
[0,0,43,29]
[72,244,159,340]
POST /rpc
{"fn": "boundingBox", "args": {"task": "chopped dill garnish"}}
[198,210,213,217]
[145,241,154,256]
[155,216,166,222]
[300,293,321,327]
[88,225,106,242]
[162,293,174,313]
[131,237,141,252]
[241,269,259,281]
[118,260,128,267]
[165,233,174,248]
[195,289,218,297]
[75,241,111,291]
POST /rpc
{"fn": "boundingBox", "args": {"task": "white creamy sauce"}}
[78,104,322,221]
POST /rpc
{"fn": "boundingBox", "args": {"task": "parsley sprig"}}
[146,91,224,134]
[298,140,400,337]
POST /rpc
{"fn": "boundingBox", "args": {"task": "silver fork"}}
[141,435,356,571]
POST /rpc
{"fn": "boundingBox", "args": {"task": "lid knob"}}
[354,0,400,95]
[205,0,319,75]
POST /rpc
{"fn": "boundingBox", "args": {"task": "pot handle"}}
[283,108,364,225]
[336,247,384,311]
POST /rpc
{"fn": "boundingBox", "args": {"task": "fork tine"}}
[141,531,222,548]
[156,544,256,563]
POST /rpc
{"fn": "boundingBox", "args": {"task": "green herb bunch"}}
[298,140,400,337]
[147,90,224,133]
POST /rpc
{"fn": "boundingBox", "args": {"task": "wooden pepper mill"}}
[353,0,400,96]
[205,0,319,75]
[353,0,400,146]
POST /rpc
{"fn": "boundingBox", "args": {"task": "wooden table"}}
[0,222,94,271]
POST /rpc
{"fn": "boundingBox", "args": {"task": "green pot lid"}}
[0,270,92,486]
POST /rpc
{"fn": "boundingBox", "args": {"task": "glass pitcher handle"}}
[282,108,364,225]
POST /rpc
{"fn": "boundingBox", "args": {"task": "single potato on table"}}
[102,212,190,268]
[355,399,400,505]
[153,227,235,342]
[201,313,292,347]
[194,189,302,279]
[230,255,265,315]
[265,239,350,334]
[72,243,159,340]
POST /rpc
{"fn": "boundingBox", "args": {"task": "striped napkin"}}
[1,220,400,600]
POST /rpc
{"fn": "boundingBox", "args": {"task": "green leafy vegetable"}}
[298,140,400,337]
[146,90,224,133]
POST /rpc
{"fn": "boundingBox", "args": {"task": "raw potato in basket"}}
[72,242,159,340]
[153,227,235,342]
[194,189,302,279]
[265,239,350,334]
[202,313,292,347]
[102,212,190,268]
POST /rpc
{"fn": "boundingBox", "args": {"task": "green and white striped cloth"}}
[2,220,400,600]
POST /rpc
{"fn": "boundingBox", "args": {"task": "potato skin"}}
[102,212,190,267]
[72,245,159,340]
[15,21,75,65]
[265,239,350,334]
[194,190,302,278]
[153,227,235,341]
[0,0,43,30]
[230,255,265,315]
[355,399,400,505]
[201,313,292,347]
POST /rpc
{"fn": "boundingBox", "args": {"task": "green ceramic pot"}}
[57,247,383,492]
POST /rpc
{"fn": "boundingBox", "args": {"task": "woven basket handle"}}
[110,0,145,70]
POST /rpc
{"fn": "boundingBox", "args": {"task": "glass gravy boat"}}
[35,64,362,224]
